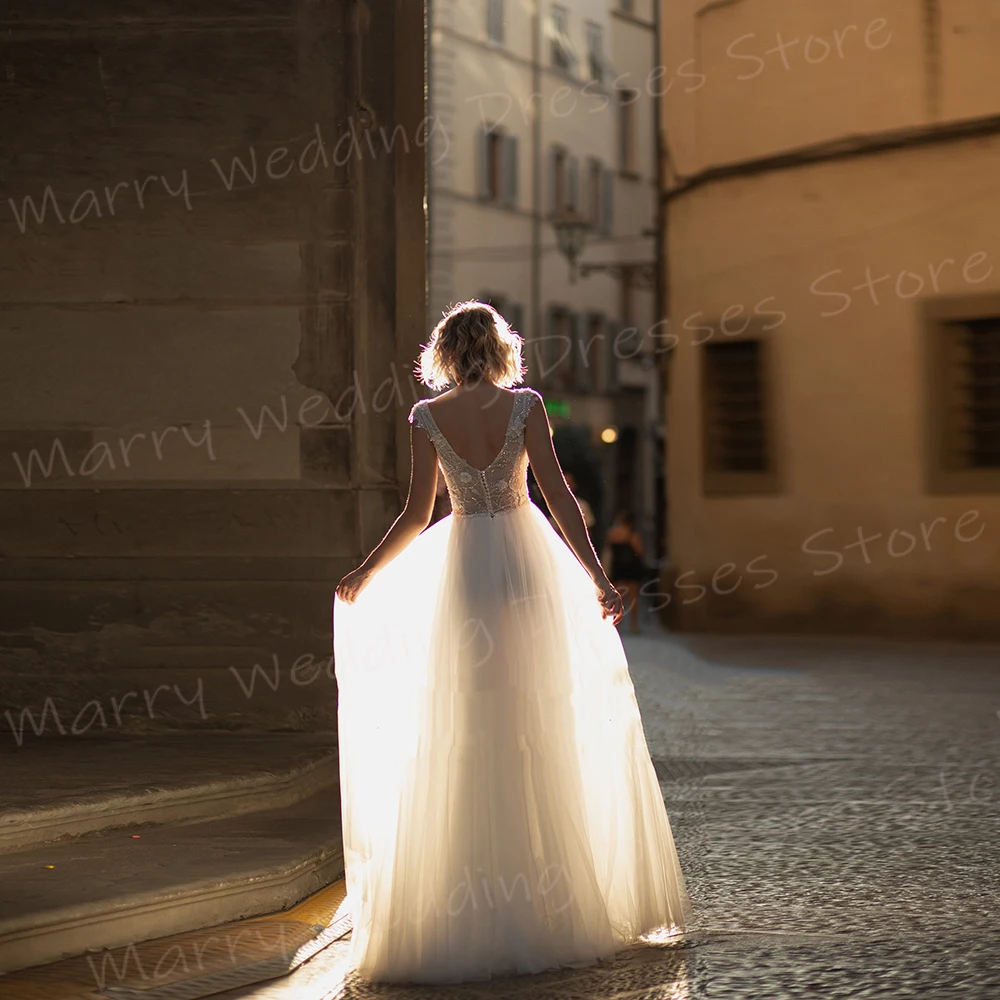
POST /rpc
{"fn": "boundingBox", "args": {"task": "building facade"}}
[428,0,663,553]
[660,0,1000,638]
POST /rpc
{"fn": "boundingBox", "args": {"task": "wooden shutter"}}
[502,134,518,207]
[477,126,491,199]
[506,302,524,336]
[541,305,559,386]
[487,0,504,44]
[567,155,580,212]
[548,146,559,215]
[600,167,613,235]
[605,318,620,392]
[572,312,591,391]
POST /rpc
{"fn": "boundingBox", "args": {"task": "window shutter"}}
[605,318,620,391]
[601,167,613,235]
[477,126,491,199]
[541,306,558,386]
[487,0,504,44]
[567,155,580,212]
[548,146,559,215]
[503,134,518,207]
[572,312,589,391]
[506,302,524,337]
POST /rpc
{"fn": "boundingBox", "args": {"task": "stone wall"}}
[0,0,427,735]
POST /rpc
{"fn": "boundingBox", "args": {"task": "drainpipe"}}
[531,0,541,377]
[652,0,669,564]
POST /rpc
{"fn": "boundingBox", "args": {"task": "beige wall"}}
[661,0,1000,637]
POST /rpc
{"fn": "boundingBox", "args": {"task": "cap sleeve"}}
[510,387,542,437]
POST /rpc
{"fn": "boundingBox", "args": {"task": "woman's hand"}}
[336,566,374,605]
[593,573,624,625]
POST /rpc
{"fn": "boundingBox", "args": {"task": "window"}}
[586,158,602,227]
[601,167,613,234]
[480,290,506,314]
[505,302,525,336]
[604,318,621,391]
[487,0,504,44]
[549,145,579,214]
[540,307,576,390]
[552,146,566,212]
[586,23,604,84]
[478,126,518,206]
[618,88,638,174]
[540,308,598,392]
[571,313,593,392]
[584,158,613,236]
[701,339,778,494]
[550,5,576,74]
[621,266,635,325]
[586,312,608,391]
[480,293,524,337]
[927,304,1000,492]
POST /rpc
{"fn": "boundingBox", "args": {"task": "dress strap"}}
[408,400,434,435]
[409,399,455,460]
[508,388,541,439]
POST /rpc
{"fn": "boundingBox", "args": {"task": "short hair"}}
[415,300,526,390]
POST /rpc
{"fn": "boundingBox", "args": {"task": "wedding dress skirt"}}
[332,499,691,984]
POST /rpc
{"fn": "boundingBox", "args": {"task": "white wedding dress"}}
[332,387,690,984]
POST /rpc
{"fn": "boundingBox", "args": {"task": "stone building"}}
[659,0,1000,638]
[1,0,426,732]
[427,0,664,553]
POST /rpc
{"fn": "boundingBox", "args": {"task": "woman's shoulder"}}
[408,397,432,425]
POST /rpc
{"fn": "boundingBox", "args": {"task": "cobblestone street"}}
[229,630,1000,1000]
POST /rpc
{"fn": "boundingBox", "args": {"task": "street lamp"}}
[551,207,590,284]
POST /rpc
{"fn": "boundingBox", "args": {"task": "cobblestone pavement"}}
[234,631,1000,1000]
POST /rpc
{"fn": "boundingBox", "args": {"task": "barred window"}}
[702,339,778,494]
[932,317,1000,487]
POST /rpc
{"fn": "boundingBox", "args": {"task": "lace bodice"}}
[409,388,542,518]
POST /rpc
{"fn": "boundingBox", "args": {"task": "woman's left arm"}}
[335,422,439,603]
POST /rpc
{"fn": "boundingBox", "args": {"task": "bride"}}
[333,301,690,984]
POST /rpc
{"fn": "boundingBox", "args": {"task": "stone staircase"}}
[0,732,343,977]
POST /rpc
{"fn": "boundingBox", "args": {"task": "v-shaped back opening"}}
[423,391,520,474]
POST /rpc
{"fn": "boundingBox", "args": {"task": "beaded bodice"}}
[409,388,542,518]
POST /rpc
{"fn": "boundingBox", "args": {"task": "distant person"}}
[607,509,645,634]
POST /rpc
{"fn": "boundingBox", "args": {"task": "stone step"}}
[0,733,338,855]
[0,785,343,975]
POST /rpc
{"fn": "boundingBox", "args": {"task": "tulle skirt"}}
[332,500,691,984]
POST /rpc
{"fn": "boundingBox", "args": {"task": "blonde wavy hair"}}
[415,300,526,390]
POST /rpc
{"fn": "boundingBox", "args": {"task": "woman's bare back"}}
[424,385,519,471]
